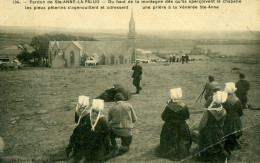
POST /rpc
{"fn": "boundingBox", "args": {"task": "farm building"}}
[48,10,136,68]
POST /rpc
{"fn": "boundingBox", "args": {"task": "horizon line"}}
[1,25,260,33]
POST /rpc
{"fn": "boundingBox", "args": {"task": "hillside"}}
[0,59,259,162]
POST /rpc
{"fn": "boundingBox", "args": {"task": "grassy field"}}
[136,39,196,53]
[0,59,260,163]
[198,45,260,56]
[136,39,260,57]
[0,33,34,50]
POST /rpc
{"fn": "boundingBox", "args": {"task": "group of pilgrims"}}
[63,71,250,163]
[169,53,189,64]
[0,60,250,163]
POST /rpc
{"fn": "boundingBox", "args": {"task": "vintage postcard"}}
[0,0,259,163]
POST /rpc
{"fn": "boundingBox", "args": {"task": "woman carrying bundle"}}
[156,88,192,161]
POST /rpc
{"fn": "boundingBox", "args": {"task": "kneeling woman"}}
[223,82,243,152]
[198,91,228,162]
[66,99,110,162]
[156,88,192,161]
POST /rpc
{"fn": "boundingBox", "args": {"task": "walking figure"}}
[132,59,142,94]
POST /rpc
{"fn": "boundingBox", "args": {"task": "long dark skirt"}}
[223,115,243,151]
[199,126,227,162]
[156,122,192,160]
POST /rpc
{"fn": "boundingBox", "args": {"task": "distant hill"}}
[1,26,260,40]
[1,26,260,59]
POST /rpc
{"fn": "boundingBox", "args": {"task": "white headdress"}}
[208,91,228,109]
[170,88,182,102]
[90,99,104,131]
[214,91,228,104]
[207,91,227,121]
[224,82,237,94]
[75,96,90,125]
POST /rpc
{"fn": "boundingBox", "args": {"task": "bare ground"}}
[0,59,260,163]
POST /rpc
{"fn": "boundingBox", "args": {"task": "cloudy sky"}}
[0,0,259,31]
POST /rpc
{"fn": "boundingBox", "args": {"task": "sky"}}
[0,0,260,31]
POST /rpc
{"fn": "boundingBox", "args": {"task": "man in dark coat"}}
[181,55,185,64]
[132,60,142,94]
[235,73,250,109]
[185,54,189,63]
[172,54,176,62]
[169,54,173,63]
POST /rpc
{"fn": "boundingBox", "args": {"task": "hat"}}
[135,59,140,63]
[76,96,90,115]
[77,96,89,107]
[170,88,182,101]
[92,99,104,111]
[213,91,228,104]
[224,82,237,93]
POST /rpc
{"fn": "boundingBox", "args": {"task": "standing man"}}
[204,76,219,101]
[132,59,142,94]
[181,55,185,64]
[169,54,173,63]
[108,93,137,155]
[172,53,176,63]
[185,54,189,63]
[235,73,250,109]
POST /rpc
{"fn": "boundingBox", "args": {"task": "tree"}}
[30,35,49,66]
[17,44,32,63]
[189,46,204,55]
[81,53,88,66]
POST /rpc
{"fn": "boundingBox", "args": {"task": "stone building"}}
[48,10,137,68]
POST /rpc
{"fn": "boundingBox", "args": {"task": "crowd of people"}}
[0,60,252,163]
[154,73,249,162]
[63,58,250,163]
[64,60,250,162]
[169,53,189,64]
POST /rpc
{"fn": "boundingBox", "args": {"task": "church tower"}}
[128,8,136,63]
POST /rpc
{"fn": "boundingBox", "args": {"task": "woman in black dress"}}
[156,88,192,161]
[198,91,228,162]
[66,99,110,163]
[223,82,243,152]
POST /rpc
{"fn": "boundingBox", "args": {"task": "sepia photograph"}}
[0,0,260,162]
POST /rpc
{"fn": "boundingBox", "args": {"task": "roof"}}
[87,53,99,60]
[49,41,130,57]
[72,41,83,50]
